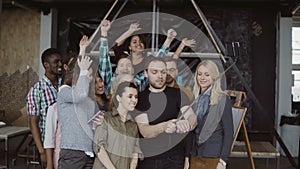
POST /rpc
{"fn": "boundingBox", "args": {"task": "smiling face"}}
[117,87,138,111]
[129,35,145,53]
[146,60,167,90]
[116,58,133,75]
[45,54,62,76]
[95,74,105,95]
[196,65,213,92]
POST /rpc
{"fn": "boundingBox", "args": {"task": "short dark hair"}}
[41,48,61,68]
[144,56,166,71]
[113,81,137,108]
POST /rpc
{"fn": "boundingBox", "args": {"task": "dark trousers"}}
[58,149,94,169]
[138,154,184,169]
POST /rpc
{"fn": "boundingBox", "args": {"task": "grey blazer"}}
[191,96,234,162]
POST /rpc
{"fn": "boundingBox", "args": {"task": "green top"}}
[93,109,142,169]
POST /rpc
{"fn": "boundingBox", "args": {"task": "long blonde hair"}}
[193,60,225,105]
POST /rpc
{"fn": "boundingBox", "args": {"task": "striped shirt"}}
[26,75,59,142]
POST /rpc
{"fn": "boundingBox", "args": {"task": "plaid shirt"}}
[26,75,58,142]
[98,37,113,95]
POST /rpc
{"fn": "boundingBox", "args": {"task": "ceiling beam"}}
[2,0,298,16]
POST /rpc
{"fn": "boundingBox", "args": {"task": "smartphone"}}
[87,110,105,124]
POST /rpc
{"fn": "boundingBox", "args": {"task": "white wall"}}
[39,11,53,79]
[276,16,295,154]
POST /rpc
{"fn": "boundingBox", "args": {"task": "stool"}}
[25,143,41,169]
[16,134,42,169]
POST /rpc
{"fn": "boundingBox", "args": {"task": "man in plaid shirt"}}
[26,48,62,167]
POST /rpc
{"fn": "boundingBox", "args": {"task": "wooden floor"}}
[228,157,298,169]
[231,141,280,158]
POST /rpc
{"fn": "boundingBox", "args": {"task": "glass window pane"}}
[292,71,300,101]
[292,27,300,64]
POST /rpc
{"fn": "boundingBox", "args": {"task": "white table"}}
[0,121,5,127]
[0,126,30,169]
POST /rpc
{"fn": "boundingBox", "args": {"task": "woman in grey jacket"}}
[57,55,97,169]
[188,60,234,169]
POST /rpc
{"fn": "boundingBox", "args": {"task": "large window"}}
[292,27,300,101]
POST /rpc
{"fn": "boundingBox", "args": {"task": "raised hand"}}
[115,22,142,46]
[167,28,177,41]
[101,19,111,36]
[182,38,196,48]
[78,55,93,71]
[128,23,141,33]
[79,35,90,49]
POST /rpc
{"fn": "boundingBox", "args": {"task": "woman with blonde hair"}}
[188,60,233,169]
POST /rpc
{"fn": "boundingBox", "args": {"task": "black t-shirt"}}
[131,86,191,159]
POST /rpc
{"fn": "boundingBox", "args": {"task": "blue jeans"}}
[138,154,184,169]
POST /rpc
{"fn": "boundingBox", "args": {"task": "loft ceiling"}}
[3,0,300,16]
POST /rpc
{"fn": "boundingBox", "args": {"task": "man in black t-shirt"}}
[131,57,197,169]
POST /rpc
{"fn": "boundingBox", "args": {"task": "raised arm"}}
[115,23,141,46]
[79,35,90,56]
[59,56,93,103]
[173,38,196,59]
[98,20,113,95]
[156,29,177,57]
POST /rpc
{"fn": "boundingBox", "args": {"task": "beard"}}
[149,79,166,89]
[165,76,174,85]
[49,67,62,76]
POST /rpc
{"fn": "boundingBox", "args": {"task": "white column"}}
[276,16,293,152]
[39,11,53,79]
